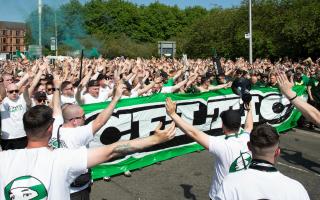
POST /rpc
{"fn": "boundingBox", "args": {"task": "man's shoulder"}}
[276,171,307,188]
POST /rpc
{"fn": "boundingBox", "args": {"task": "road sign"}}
[50,37,56,51]
[28,45,42,58]
[158,41,176,58]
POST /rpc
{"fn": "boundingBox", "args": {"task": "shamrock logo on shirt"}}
[4,176,48,200]
[48,137,68,149]
[229,151,252,173]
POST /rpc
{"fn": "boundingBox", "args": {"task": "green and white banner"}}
[82,86,306,180]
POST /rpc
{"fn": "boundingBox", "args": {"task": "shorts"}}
[1,136,27,150]
[70,186,91,200]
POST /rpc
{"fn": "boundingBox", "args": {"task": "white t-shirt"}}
[160,86,173,94]
[82,93,106,104]
[61,95,77,105]
[49,115,93,150]
[0,147,87,200]
[208,132,251,199]
[99,86,112,100]
[1,96,27,139]
[215,168,310,200]
[47,94,53,102]
[48,115,93,194]
[121,90,139,99]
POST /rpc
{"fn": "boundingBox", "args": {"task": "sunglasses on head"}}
[8,90,19,94]
[37,99,47,103]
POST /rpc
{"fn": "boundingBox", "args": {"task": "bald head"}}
[6,83,18,91]
[6,83,19,100]
[62,104,83,123]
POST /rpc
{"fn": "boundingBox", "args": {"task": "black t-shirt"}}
[308,77,320,103]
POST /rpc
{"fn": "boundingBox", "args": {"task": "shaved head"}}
[62,104,83,122]
[6,83,19,100]
[6,83,18,91]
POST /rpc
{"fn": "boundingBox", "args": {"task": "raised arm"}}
[171,79,188,93]
[52,73,62,117]
[166,98,210,150]
[16,72,29,89]
[277,72,320,125]
[23,84,32,109]
[208,82,231,91]
[75,70,93,105]
[91,83,124,134]
[28,64,46,96]
[87,121,175,168]
[172,70,182,81]
[243,103,253,133]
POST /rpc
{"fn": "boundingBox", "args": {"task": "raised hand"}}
[114,83,125,101]
[165,98,176,116]
[53,72,62,89]
[153,121,176,143]
[276,71,295,98]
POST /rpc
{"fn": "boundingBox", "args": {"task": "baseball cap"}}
[220,110,241,130]
[87,80,100,87]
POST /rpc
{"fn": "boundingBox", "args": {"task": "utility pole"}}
[11,30,13,60]
[249,0,253,64]
[55,12,58,56]
[38,0,42,47]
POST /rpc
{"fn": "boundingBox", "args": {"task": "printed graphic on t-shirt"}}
[48,137,68,149]
[8,105,24,112]
[229,151,252,173]
[4,176,48,200]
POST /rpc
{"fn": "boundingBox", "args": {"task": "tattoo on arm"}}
[113,144,141,156]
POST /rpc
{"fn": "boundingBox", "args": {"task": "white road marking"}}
[292,128,320,138]
[278,162,320,177]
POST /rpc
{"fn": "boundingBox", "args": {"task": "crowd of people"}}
[0,55,319,200]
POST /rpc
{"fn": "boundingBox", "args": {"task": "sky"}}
[0,0,241,22]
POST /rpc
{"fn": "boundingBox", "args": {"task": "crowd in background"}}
[0,56,319,109]
[0,55,320,147]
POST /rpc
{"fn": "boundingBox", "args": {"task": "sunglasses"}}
[47,88,53,91]
[8,90,19,94]
[37,99,47,103]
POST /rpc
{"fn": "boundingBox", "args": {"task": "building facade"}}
[0,21,26,54]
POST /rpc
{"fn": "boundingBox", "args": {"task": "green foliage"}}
[25,0,320,59]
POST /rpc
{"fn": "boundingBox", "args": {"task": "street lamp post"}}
[38,0,42,47]
[249,0,253,64]
[55,12,58,56]
[11,31,13,60]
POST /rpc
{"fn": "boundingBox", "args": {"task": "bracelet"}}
[53,88,60,92]
[289,94,298,102]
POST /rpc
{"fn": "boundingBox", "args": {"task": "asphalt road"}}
[90,128,320,200]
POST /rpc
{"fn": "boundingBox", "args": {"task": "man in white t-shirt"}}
[97,74,113,100]
[1,83,31,150]
[215,124,310,200]
[0,105,176,200]
[79,80,109,104]
[61,81,77,105]
[48,83,124,199]
[151,76,188,94]
[165,98,253,199]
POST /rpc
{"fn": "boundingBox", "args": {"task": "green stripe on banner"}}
[81,86,307,180]
[92,143,205,180]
